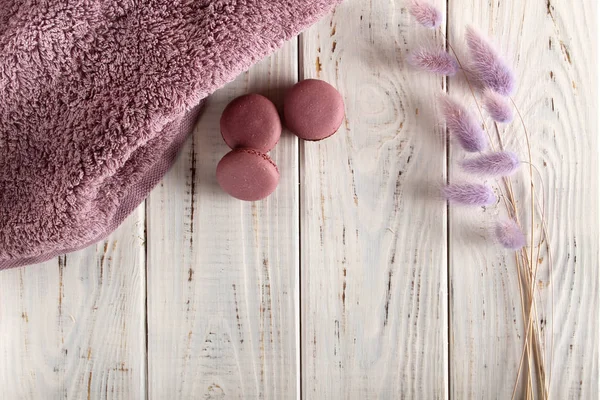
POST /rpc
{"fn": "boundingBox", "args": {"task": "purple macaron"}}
[220,94,282,152]
[283,79,345,141]
[216,149,280,201]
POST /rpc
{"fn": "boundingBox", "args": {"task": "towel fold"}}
[0,0,341,269]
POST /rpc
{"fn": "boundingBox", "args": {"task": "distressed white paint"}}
[448,0,599,398]
[299,1,449,398]
[0,207,146,399]
[1,2,598,399]
[145,40,299,399]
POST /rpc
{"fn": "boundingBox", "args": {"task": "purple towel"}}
[0,0,341,269]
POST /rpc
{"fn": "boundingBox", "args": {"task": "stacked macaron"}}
[217,94,282,201]
[217,79,345,201]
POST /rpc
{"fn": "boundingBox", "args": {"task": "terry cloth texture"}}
[0,0,341,269]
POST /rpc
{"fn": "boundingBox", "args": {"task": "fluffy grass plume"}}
[408,47,459,76]
[495,219,526,250]
[483,89,514,123]
[442,183,496,206]
[466,26,515,96]
[408,0,443,29]
[439,95,488,152]
[461,151,520,177]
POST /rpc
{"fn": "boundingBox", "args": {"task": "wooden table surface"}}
[1,0,598,398]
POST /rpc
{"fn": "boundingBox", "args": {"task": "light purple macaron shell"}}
[283,79,345,141]
[216,149,280,201]
[220,94,282,152]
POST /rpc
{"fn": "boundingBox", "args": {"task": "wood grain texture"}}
[447,0,599,398]
[0,207,146,399]
[1,3,598,399]
[145,41,299,399]
[300,1,449,398]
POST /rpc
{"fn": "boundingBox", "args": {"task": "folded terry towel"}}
[0,0,341,269]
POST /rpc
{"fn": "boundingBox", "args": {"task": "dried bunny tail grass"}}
[408,47,459,76]
[442,183,497,206]
[495,219,526,250]
[408,0,443,29]
[439,95,488,152]
[465,26,515,96]
[461,151,520,177]
[483,89,514,123]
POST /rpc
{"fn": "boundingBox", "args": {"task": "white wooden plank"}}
[146,41,299,399]
[0,207,146,399]
[300,2,448,398]
[448,0,599,398]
